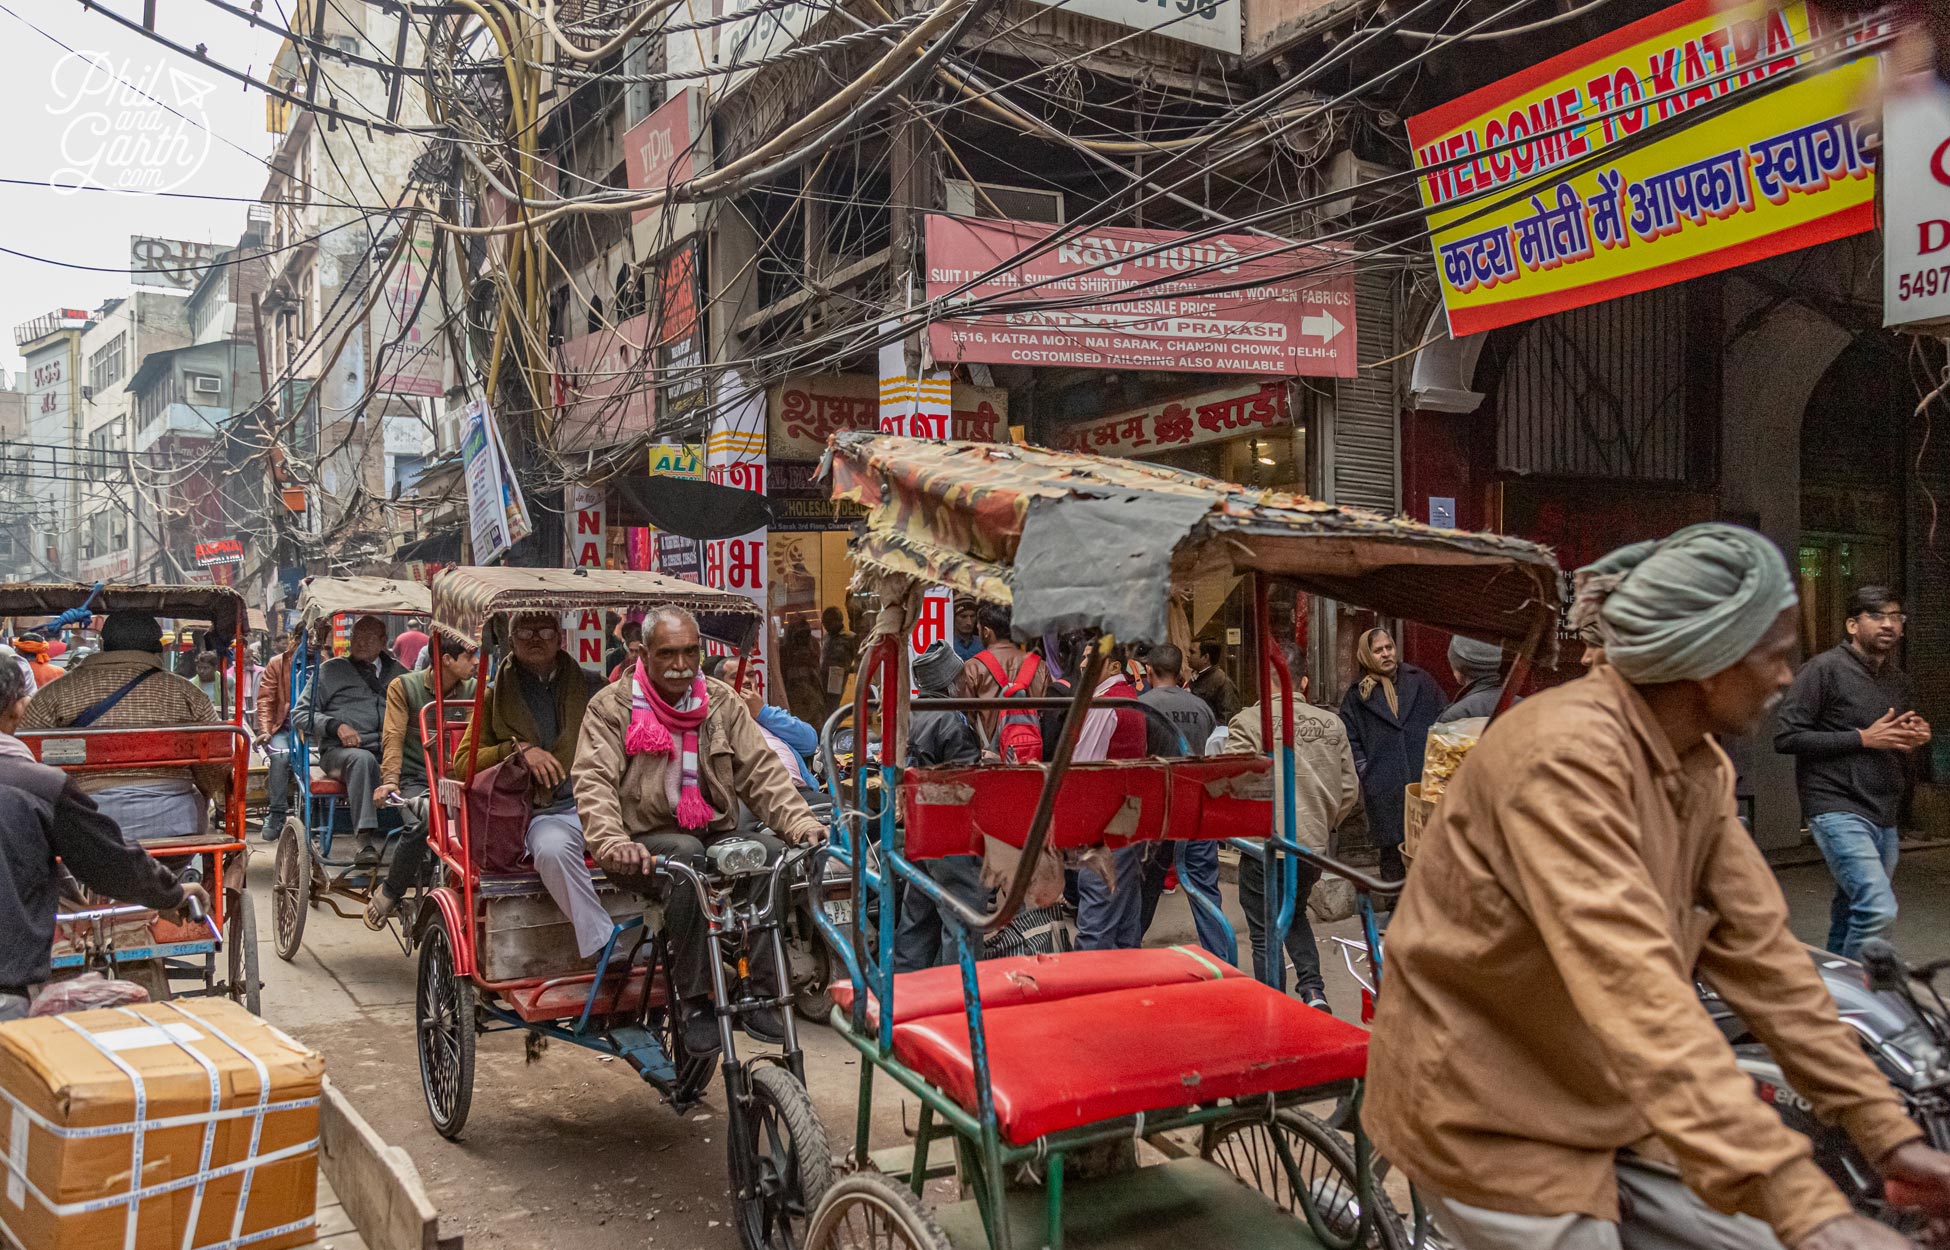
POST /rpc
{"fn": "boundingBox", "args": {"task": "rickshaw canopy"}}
[296,575,433,630]
[430,566,762,649]
[0,582,248,642]
[822,434,1563,648]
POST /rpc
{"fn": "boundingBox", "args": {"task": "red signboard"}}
[623,90,698,227]
[193,538,243,566]
[923,215,1358,377]
[1052,380,1291,457]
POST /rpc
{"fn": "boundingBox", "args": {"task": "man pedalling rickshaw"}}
[271,575,434,961]
[413,566,833,1250]
[7,582,262,1014]
[800,434,1560,1250]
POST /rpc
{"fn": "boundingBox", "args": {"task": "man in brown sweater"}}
[1368,525,1950,1250]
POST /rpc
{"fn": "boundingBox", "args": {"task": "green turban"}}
[1570,524,1797,684]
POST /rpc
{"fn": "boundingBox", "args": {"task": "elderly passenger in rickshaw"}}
[21,610,226,851]
[454,611,611,959]
[365,632,477,929]
[574,606,826,1056]
[296,614,409,868]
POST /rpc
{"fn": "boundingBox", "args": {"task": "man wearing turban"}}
[1366,524,1950,1250]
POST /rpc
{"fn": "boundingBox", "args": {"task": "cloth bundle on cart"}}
[0,998,323,1250]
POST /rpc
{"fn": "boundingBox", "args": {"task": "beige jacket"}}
[1365,665,1919,1246]
[572,676,825,862]
[1224,691,1361,853]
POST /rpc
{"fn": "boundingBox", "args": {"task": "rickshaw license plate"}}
[41,739,86,765]
[824,899,853,926]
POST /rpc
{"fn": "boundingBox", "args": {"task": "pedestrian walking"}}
[1442,635,1509,721]
[1071,650,1148,951]
[1187,639,1240,724]
[893,641,985,973]
[1338,627,1445,880]
[1136,644,1233,964]
[1774,585,1930,957]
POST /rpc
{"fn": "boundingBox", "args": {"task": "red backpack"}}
[977,652,1043,764]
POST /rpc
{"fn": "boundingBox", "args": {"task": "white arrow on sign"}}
[1301,310,1345,343]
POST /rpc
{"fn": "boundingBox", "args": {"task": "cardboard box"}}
[0,998,323,1250]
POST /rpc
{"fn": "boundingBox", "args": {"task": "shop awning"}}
[607,474,773,538]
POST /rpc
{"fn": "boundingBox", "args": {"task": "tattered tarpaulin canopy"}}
[607,474,774,539]
[430,566,761,649]
[0,583,248,643]
[296,576,434,631]
[822,434,1563,648]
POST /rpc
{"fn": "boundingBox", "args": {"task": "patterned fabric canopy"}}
[430,566,761,648]
[0,582,248,640]
[296,576,433,629]
[823,434,1562,648]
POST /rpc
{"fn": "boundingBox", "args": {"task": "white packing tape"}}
[0,1087,320,1141]
[0,1134,319,1218]
[56,1015,147,1250]
[120,1008,221,1250]
[5,1102,23,1208]
[165,1004,275,1245]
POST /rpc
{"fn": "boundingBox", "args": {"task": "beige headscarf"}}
[1356,627,1399,717]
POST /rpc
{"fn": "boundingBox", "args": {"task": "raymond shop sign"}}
[924,215,1357,377]
[1407,0,1883,338]
[1052,380,1291,457]
[1884,75,1950,328]
[768,373,1010,458]
[194,538,244,567]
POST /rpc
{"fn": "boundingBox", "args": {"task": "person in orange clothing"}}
[12,638,61,689]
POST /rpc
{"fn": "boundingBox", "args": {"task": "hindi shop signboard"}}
[768,373,1011,458]
[923,215,1357,378]
[1406,0,1881,338]
[193,538,244,567]
[1883,76,1950,329]
[1052,380,1291,457]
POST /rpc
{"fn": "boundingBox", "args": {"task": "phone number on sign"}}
[1895,265,1950,303]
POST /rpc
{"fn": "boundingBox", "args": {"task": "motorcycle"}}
[1700,938,1950,1230]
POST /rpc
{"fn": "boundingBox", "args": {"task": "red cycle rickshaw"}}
[10,582,261,1013]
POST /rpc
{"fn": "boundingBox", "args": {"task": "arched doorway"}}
[1797,335,1910,657]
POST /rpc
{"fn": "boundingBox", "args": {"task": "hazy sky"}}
[0,1,284,377]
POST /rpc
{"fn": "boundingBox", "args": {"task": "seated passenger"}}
[575,606,826,1055]
[453,612,610,958]
[20,611,226,845]
[892,641,984,973]
[296,615,408,869]
[365,633,477,928]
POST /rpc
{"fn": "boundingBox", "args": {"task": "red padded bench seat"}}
[892,978,1370,1144]
[831,947,1237,1026]
[309,776,346,797]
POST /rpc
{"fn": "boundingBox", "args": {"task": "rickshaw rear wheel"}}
[1200,1107,1408,1250]
[225,887,261,1015]
[730,1064,835,1250]
[416,917,476,1139]
[802,1170,950,1250]
[272,818,308,961]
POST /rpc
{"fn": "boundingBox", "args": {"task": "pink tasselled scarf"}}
[626,663,715,829]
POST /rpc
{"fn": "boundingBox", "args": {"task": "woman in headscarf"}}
[1338,626,1447,880]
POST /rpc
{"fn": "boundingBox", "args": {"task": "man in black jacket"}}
[1775,585,1932,957]
[296,615,408,869]
[0,659,203,1021]
[893,641,984,972]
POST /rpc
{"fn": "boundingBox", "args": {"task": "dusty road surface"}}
[241,841,1950,1249]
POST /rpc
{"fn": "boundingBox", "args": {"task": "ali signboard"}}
[1884,75,1950,329]
[1406,0,1882,337]
[924,215,1356,377]
[1052,380,1291,457]
[768,373,1009,458]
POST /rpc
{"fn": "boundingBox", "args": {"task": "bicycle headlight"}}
[706,839,769,878]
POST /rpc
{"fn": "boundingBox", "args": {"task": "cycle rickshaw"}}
[413,566,834,1250]
[801,434,1560,1250]
[271,574,434,961]
[9,582,263,1014]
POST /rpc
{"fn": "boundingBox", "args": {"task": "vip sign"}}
[564,486,606,668]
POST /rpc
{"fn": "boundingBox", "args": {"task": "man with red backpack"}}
[956,602,1050,759]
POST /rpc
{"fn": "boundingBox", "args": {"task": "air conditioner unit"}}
[191,375,223,395]
[943,179,1065,224]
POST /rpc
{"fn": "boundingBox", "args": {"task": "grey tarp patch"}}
[1009,491,1213,645]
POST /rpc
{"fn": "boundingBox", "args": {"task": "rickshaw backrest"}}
[19,725,245,773]
[899,754,1273,860]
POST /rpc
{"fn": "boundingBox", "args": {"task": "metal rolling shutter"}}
[1327,270,1400,514]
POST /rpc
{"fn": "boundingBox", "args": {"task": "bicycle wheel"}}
[415,917,476,1139]
[1201,1107,1408,1250]
[225,887,261,1015]
[731,1064,835,1250]
[803,1171,950,1250]
[272,818,308,962]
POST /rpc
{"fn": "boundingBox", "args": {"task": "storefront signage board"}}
[1019,0,1239,53]
[193,538,244,567]
[1407,0,1882,338]
[1052,379,1290,457]
[924,215,1357,377]
[563,485,606,668]
[623,88,704,247]
[1884,74,1950,328]
[768,373,1009,458]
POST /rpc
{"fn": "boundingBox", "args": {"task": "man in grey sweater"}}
[297,615,407,866]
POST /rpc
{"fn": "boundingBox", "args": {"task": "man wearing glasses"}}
[1776,585,1932,957]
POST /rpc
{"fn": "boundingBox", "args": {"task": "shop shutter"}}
[1327,270,1400,514]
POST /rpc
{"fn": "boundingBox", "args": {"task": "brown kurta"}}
[1366,664,1919,1246]
[572,676,825,862]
